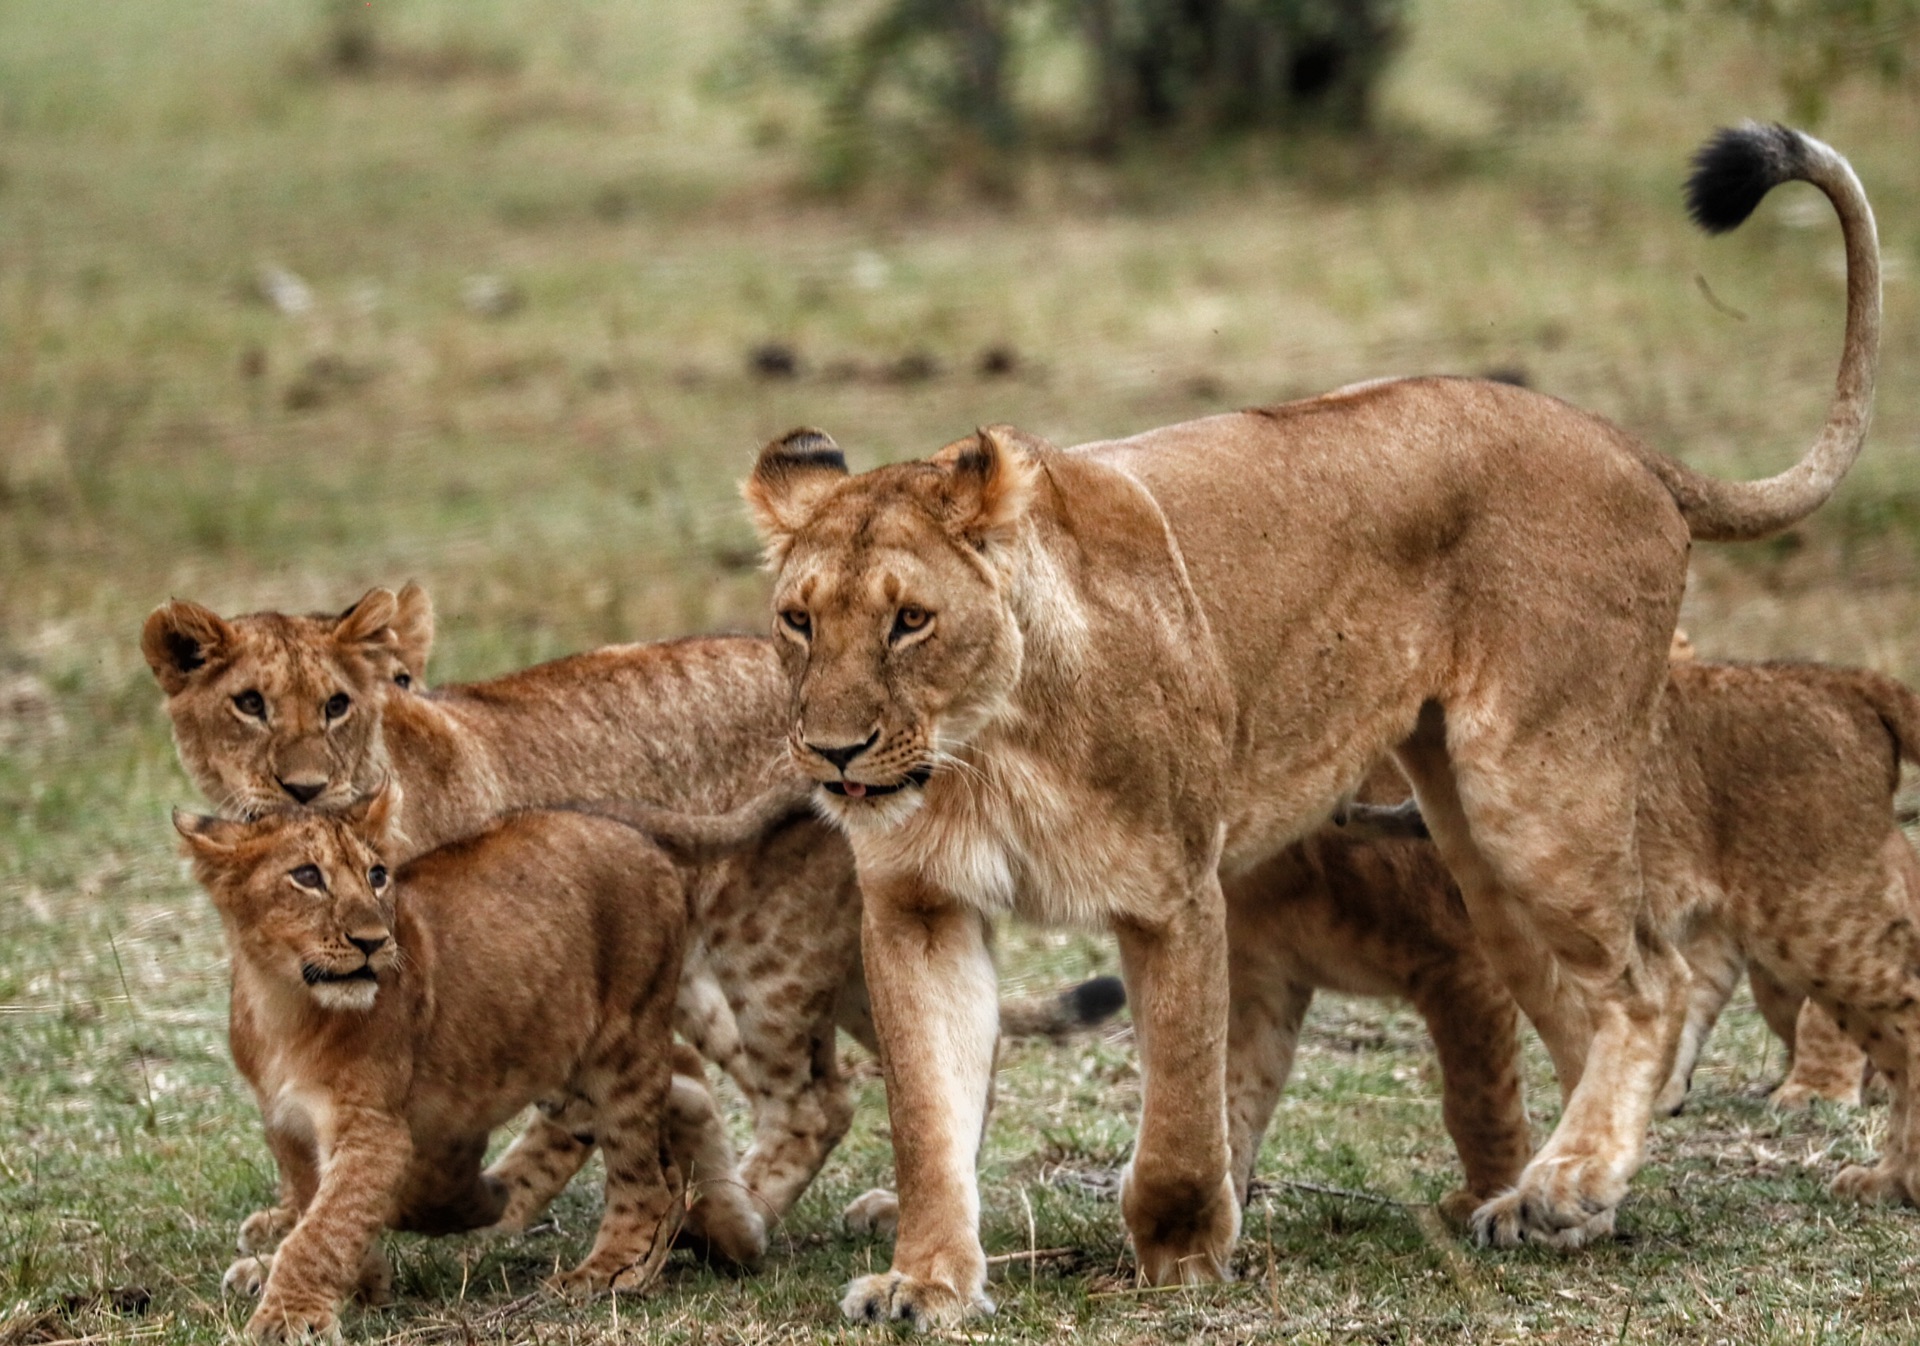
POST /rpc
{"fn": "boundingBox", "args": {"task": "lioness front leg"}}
[839,884,997,1330]
[1114,877,1239,1286]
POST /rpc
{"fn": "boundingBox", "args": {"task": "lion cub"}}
[178,783,789,1342]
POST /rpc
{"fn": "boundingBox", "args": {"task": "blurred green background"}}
[4,2,1920,1341]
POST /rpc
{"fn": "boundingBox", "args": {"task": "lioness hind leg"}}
[1219,921,1313,1206]
[1397,702,1686,1249]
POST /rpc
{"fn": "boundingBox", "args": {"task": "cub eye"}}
[290,864,324,890]
[780,609,811,637]
[233,690,267,719]
[325,692,351,720]
[393,673,412,689]
[368,865,389,890]
[891,606,932,642]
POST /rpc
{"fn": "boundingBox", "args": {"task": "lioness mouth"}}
[823,766,933,800]
[303,963,377,986]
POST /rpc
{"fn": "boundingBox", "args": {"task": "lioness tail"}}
[998,975,1128,1040]
[1641,123,1880,542]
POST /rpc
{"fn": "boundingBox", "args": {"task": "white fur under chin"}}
[309,980,379,1012]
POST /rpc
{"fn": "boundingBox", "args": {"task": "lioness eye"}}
[290,864,324,890]
[368,865,389,890]
[233,690,267,719]
[780,609,811,637]
[325,692,351,720]
[891,606,932,641]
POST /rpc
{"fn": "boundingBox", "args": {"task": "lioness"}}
[742,123,1879,1324]
[178,781,807,1342]
[142,586,1119,1231]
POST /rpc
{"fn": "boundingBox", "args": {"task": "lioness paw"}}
[223,1255,272,1298]
[839,1272,993,1330]
[842,1188,900,1238]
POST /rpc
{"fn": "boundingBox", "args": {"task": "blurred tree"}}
[747,0,1407,184]
[1580,0,1920,124]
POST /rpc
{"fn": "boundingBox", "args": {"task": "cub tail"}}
[1641,123,1880,543]
[569,779,817,864]
[999,974,1128,1040]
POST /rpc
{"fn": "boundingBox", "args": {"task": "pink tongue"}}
[843,782,868,798]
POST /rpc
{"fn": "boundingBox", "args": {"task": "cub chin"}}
[178,781,776,1343]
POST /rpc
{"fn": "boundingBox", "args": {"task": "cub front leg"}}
[839,881,998,1330]
[1113,874,1239,1286]
[249,1108,410,1343]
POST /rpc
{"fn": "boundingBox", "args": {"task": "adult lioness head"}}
[141,587,427,816]
[174,784,400,1012]
[744,426,1039,830]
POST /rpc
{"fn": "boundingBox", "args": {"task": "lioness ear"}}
[345,777,401,840]
[142,601,236,696]
[172,808,251,855]
[743,428,849,563]
[333,588,400,652]
[389,582,435,688]
[933,425,1039,547]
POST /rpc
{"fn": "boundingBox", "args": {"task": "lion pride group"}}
[141,121,1912,1339]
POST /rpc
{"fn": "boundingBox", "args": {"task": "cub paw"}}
[842,1188,900,1238]
[1653,1077,1689,1118]
[1831,1163,1912,1206]
[247,1299,341,1345]
[1435,1189,1479,1230]
[238,1206,295,1255]
[223,1255,272,1298]
[839,1271,993,1330]
[680,1197,767,1268]
[1771,1079,1859,1110]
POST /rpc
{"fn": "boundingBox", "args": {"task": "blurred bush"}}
[1579,0,1920,124]
[743,0,1407,185]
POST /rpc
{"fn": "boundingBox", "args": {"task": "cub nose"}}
[348,932,389,956]
[808,729,879,772]
[280,778,325,804]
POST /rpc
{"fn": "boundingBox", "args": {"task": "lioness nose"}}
[280,779,325,804]
[348,932,388,956]
[808,729,879,772]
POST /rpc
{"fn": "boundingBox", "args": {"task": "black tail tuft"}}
[1686,122,1806,235]
[1067,974,1127,1026]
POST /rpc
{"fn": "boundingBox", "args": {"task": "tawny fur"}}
[742,123,1879,1326]
[142,586,1120,1235]
[179,787,768,1343]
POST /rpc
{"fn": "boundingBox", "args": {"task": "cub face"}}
[141,587,427,817]
[174,786,399,1012]
[743,427,1037,832]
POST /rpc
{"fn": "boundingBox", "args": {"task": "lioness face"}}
[175,786,400,1013]
[142,590,404,818]
[744,428,1037,831]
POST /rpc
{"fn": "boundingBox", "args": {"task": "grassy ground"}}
[4,0,1920,1341]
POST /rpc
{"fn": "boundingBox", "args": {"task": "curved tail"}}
[567,779,818,864]
[1640,123,1880,542]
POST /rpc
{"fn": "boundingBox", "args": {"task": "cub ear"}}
[142,601,236,696]
[931,425,1040,547]
[389,582,435,688]
[172,808,252,856]
[333,588,400,652]
[344,777,402,840]
[743,428,849,564]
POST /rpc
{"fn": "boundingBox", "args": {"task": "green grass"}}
[5,0,1920,1340]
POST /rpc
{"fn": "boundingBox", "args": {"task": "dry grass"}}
[4,0,1920,1341]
